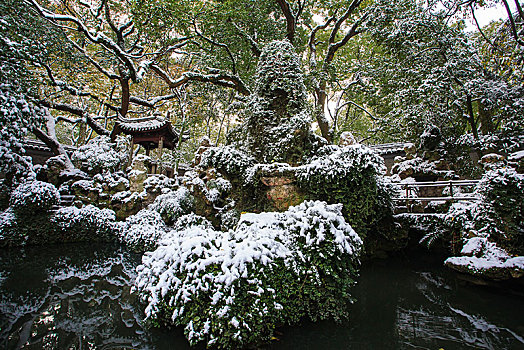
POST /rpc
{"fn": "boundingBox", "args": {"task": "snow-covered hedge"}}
[72,136,129,175]
[0,203,119,246]
[148,187,194,224]
[51,205,119,243]
[135,201,362,349]
[296,144,394,236]
[10,180,59,216]
[119,209,167,252]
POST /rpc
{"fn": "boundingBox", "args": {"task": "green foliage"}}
[475,167,524,255]
[148,187,195,224]
[136,201,362,349]
[51,205,120,243]
[296,145,394,237]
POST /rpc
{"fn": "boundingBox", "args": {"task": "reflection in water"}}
[0,245,523,349]
[0,244,158,349]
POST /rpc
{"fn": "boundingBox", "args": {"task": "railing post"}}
[449,180,453,199]
[405,184,409,212]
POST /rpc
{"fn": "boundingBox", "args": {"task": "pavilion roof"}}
[117,115,176,135]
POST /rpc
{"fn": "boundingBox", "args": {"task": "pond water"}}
[0,244,523,349]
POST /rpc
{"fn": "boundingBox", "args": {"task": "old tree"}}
[0,0,522,174]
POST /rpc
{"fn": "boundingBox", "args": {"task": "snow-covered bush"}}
[199,146,255,178]
[296,144,394,236]
[0,84,42,182]
[51,205,119,242]
[473,167,523,254]
[220,208,240,231]
[119,209,167,252]
[173,213,213,231]
[0,208,24,246]
[10,180,59,216]
[148,187,194,224]
[72,136,128,175]
[135,201,362,349]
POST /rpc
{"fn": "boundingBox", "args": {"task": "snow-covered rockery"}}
[229,40,322,165]
[10,180,59,216]
[135,201,362,349]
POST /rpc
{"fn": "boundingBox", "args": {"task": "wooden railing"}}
[392,180,480,209]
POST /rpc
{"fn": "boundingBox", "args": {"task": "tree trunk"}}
[466,95,479,139]
[32,113,74,169]
[478,102,495,135]
[315,85,332,143]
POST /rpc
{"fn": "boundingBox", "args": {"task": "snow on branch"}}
[26,0,139,82]
[151,64,251,96]
[39,100,110,136]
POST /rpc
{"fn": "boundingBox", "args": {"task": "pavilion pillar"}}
[158,136,164,174]
[127,138,134,169]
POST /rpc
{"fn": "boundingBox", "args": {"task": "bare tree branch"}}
[470,5,504,53]
[39,100,110,136]
[151,64,250,95]
[231,21,261,57]
[26,0,139,82]
[308,15,336,66]
[502,0,524,46]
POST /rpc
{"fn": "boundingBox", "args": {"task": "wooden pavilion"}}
[111,113,178,174]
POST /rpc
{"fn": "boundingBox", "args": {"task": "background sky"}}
[464,2,518,30]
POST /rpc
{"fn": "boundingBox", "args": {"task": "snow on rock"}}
[143,174,176,194]
[444,216,524,280]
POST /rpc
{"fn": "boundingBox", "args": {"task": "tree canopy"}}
[0,0,522,174]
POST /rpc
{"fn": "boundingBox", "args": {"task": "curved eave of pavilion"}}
[116,116,178,146]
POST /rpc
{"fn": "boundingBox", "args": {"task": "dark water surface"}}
[0,244,523,349]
